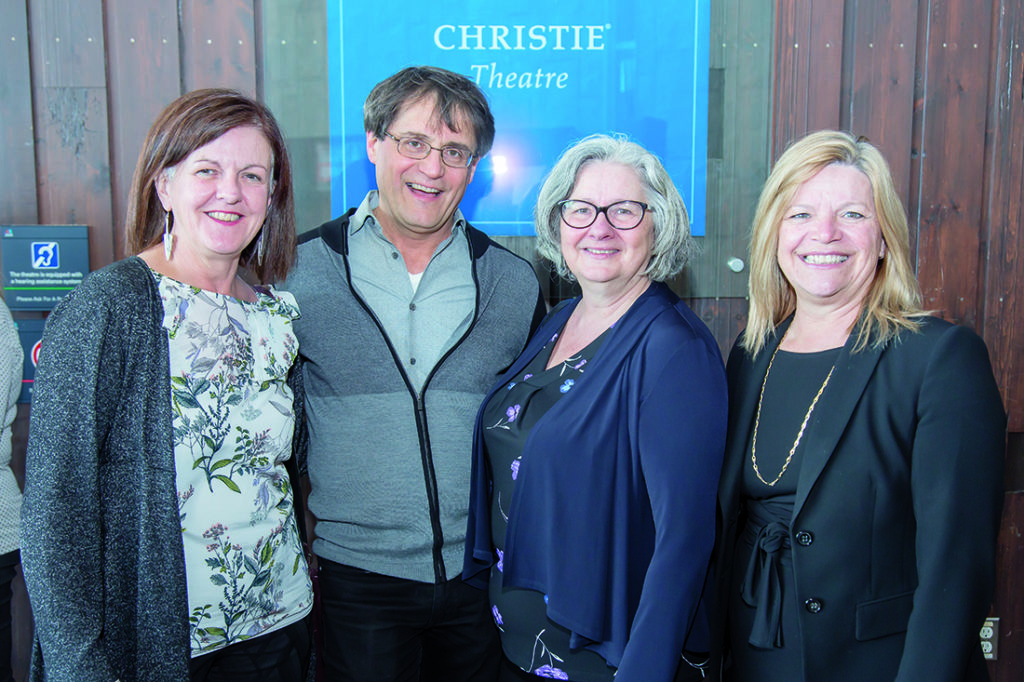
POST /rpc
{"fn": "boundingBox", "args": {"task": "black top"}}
[741,348,840,498]
[481,327,614,681]
[729,348,840,680]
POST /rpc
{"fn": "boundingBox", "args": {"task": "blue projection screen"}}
[327,2,709,236]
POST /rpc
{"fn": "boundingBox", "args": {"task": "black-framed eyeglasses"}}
[383,131,474,168]
[558,199,652,230]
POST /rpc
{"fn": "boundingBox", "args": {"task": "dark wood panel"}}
[842,1,918,202]
[771,0,845,156]
[981,0,1024,433]
[684,0,773,299]
[29,0,114,269]
[180,0,257,94]
[0,0,38,226]
[990,492,1024,681]
[683,296,749,359]
[27,0,106,87]
[104,3,183,261]
[909,0,993,329]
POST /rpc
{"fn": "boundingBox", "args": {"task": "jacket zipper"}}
[341,222,482,584]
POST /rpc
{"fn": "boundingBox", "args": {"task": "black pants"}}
[317,558,500,682]
[0,550,16,682]
[189,618,310,682]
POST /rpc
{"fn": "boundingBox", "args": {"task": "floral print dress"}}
[154,271,313,657]
[482,328,614,681]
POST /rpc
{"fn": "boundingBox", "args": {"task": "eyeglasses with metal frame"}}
[383,131,475,168]
[557,199,652,230]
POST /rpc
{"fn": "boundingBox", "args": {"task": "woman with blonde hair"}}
[711,130,1004,681]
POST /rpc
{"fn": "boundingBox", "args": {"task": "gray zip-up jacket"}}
[289,209,544,583]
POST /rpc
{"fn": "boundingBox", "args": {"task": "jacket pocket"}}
[855,590,914,641]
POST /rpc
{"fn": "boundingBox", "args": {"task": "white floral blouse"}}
[154,271,313,657]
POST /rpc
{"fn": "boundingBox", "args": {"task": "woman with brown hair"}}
[21,89,311,682]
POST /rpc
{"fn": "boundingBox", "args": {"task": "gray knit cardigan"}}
[0,300,23,556]
[20,257,307,681]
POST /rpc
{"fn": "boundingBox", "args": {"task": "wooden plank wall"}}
[772,1,1024,679]
[0,2,263,678]
[0,1,1021,680]
[675,0,772,354]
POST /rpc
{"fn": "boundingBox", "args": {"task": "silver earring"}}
[163,211,174,260]
[256,230,266,267]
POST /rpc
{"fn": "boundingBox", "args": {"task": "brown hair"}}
[125,89,295,283]
[363,66,495,159]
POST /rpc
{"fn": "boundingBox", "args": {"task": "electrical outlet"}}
[980,618,998,660]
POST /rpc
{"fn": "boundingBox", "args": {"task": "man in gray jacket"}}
[286,66,544,681]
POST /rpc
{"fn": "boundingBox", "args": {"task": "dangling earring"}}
[163,211,175,261]
[256,229,266,267]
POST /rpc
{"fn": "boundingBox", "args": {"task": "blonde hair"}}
[744,130,924,355]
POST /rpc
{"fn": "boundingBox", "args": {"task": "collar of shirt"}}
[349,190,468,252]
[345,191,475,393]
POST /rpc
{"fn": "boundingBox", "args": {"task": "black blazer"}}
[710,316,1005,682]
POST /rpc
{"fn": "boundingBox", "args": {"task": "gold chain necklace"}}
[750,342,835,487]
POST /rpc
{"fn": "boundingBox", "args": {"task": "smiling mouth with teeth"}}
[802,254,848,264]
[207,211,241,222]
[408,182,440,195]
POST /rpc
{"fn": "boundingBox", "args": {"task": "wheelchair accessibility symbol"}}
[31,242,59,269]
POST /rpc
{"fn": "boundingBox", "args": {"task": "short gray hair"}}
[534,134,694,282]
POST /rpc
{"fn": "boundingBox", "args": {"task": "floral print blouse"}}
[154,271,313,657]
[482,329,614,681]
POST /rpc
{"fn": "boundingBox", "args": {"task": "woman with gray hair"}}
[464,134,727,681]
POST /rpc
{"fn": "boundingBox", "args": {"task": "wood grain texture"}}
[104,2,183,260]
[262,1,332,231]
[842,0,918,201]
[0,0,38,226]
[180,0,257,94]
[682,0,773,300]
[991,490,1024,681]
[981,0,1024,434]
[771,0,845,156]
[28,0,114,269]
[909,0,993,329]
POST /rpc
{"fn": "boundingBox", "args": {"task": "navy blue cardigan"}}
[464,282,728,681]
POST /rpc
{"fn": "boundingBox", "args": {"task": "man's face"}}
[366,96,478,242]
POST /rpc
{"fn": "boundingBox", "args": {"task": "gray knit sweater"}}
[0,300,22,556]
[21,257,190,681]
[288,210,544,583]
[21,257,308,681]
